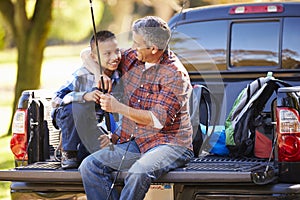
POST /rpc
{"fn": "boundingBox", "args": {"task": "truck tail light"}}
[277,107,300,162]
[229,4,284,14]
[10,109,28,161]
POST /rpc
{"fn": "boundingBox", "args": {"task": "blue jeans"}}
[79,141,193,200]
[55,103,81,151]
[55,103,90,161]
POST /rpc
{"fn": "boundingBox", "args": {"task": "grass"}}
[0,43,87,199]
[0,136,14,200]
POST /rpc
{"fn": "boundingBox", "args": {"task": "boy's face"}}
[91,38,121,71]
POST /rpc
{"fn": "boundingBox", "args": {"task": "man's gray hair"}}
[132,16,171,50]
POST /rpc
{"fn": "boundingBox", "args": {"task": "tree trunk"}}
[0,0,53,136]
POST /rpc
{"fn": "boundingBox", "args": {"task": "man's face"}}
[132,32,152,62]
[91,38,121,71]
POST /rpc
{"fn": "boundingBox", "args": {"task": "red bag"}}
[254,125,273,159]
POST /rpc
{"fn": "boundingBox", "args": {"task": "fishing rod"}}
[89,0,113,151]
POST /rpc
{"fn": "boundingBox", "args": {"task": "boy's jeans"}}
[79,141,193,200]
[55,103,81,151]
[55,102,117,154]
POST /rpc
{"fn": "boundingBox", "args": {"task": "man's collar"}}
[145,62,156,70]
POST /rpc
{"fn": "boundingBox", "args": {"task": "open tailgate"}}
[0,156,276,184]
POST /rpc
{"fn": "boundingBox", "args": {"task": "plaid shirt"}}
[52,66,120,108]
[119,48,193,153]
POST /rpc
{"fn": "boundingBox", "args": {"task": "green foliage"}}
[98,3,114,30]
[0,15,7,49]
[49,0,104,43]
[0,136,14,169]
[0,27,5,50]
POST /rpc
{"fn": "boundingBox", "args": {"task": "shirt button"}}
[135,126,138,130]
[138,99,140,102]
[141,84,143,88]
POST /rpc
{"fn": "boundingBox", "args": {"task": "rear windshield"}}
[170,20,227,71]
[170,17,300,72]
[230,20,280,68]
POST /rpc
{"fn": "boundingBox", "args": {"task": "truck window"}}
[282,17,300,69]
[230,20,280,68]
[170,20,227,72]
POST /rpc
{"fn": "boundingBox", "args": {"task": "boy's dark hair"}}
[90,30,116,46]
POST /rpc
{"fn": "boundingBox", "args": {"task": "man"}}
[79,16,193,200]
[51,30,121,169]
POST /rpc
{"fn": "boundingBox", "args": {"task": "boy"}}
[51,30,121,169]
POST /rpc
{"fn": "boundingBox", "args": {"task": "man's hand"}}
[98,134,110,149]
[99,93,120,113]
[98,133,119,149]
[83,90,102,103]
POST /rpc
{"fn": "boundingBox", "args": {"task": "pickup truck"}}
[1,2,300,200]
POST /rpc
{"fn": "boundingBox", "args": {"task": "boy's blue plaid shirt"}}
[51,66,120,108]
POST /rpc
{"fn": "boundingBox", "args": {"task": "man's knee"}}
[79,154,106,177]
[78,155,92,175]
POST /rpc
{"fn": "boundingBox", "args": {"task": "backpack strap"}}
[190,85,220,157]
[190,85,208,157]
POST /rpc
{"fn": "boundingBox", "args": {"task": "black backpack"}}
[225,75,291,157]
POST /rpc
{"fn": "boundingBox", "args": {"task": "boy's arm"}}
[80,48,112,92]
[51,68,97,108]
[81,48,101,82]
[51,79,74,108]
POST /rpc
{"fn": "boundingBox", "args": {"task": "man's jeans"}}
[79,141,194,200]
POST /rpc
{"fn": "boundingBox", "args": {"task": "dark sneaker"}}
[61,151,79,169]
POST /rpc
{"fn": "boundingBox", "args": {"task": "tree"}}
[0,0,53,135]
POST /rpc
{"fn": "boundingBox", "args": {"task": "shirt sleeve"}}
[51,79,74,108]
[62,91,87,105]
[51,68,94,107]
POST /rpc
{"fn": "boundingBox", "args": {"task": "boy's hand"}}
[98,74,112,93]
[83,90,102,103]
